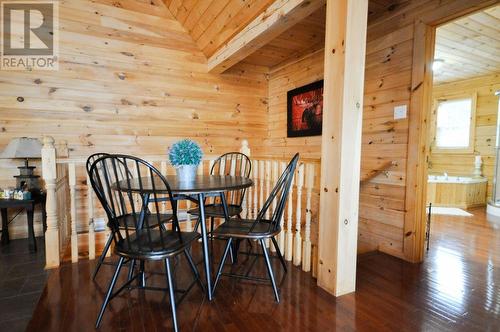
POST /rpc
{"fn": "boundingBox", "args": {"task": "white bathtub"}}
[428,175,487,184]
[427,174,487,208]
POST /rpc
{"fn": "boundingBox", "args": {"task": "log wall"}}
[0,0,268,238]
[429,73,500,199]
[266,0,498,259]
[2,0,497,263]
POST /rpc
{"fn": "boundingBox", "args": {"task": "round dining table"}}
[112,174,253,301]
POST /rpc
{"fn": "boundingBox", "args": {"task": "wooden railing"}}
[41,137,320,273]
[360,160,398,184]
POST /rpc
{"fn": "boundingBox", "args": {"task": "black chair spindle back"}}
[252,153,299,234]
[210,152,251,207]
[89,155,180,247]
[86,153,110,174]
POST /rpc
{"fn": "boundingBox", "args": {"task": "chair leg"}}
[194,216,202,233]
[127,259,136,282]
[92,232,113,281]
[210,217,215,239]
[232,239,242,264]
[139,260,146,288]
[271,237,287,273]
[228,239,235,264]
[260,239,280,303]
[164,258,178,332]
[184,249,205,292]
[95,256,124,328]
[213,238,233,293]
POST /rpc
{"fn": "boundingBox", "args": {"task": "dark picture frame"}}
[287,80,324,137]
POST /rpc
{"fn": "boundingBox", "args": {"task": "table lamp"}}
[0,137,42,191]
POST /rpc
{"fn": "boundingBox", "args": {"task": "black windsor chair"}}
[188,152,252,234]
[89,155,202,331]
[212,153,299,303]
[85,153,173,281]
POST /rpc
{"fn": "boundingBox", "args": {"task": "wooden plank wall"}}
[266,47,406,256]
[266,51,324,267]
[3,0,497,262]
[0,0,268,238]
[266,0,499,259]
[429,73,500,199]
[267,50,324,159]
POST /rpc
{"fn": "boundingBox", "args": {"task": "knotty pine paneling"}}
[163,0,275,58]
[266,50,324,160]
[266,0,497,258]
[265,30,410,255]
[429,73,500,200]
[0,0,268,238]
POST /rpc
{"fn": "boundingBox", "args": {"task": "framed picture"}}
[287,80,324,137]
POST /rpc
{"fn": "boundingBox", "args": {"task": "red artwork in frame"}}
[287,80,324,137]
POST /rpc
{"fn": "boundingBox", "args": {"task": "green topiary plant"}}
[168,139,203,167]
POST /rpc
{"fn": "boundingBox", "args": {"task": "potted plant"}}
[168,139,203,182]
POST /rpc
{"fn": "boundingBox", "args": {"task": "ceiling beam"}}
[207,0,326,74]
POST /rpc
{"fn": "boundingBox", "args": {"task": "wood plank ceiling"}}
[242,5,326,69]
[161,1,500,81]
[161,1,407,71]
[434,4,500,84]
[162,0,275,58]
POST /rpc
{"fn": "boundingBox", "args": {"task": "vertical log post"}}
[302,163,315,272]
[160,161,168,215]
[265,160,271,219]
[259,161,265,213]
[253,160,259,219]
[239,140,251,218]
[41,136,60,268]
[69,162,78,263]
[87,174,95,260]
[246,176,253,219]
[318,0,368,296]
[293,163,304,266]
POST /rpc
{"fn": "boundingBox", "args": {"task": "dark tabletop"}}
[112,175,253,194]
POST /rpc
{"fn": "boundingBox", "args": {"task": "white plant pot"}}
[176,164,198,182]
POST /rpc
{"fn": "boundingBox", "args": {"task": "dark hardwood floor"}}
[0,237,48,332]
[28,209,499,331]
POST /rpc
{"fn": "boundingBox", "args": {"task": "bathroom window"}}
[433,94,476,153]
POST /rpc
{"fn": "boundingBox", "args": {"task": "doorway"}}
[423,4,500,260]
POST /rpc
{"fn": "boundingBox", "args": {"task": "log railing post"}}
[160,161,168,215]
[87,173,95,260]
[264,161,271,219]
[293,163,304,266]
[246,177,253,219]
[239,140,251,218]
[69,162,78,263]
[253,160,259,219]
[259,160,265,213]
[41,136,60,268]
[302,163,315,272]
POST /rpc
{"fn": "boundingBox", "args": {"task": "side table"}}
[0,193,46,252]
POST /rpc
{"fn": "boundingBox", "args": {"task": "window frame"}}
[430,92,477,154]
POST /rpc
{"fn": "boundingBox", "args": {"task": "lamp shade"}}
[0,137,42,159]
